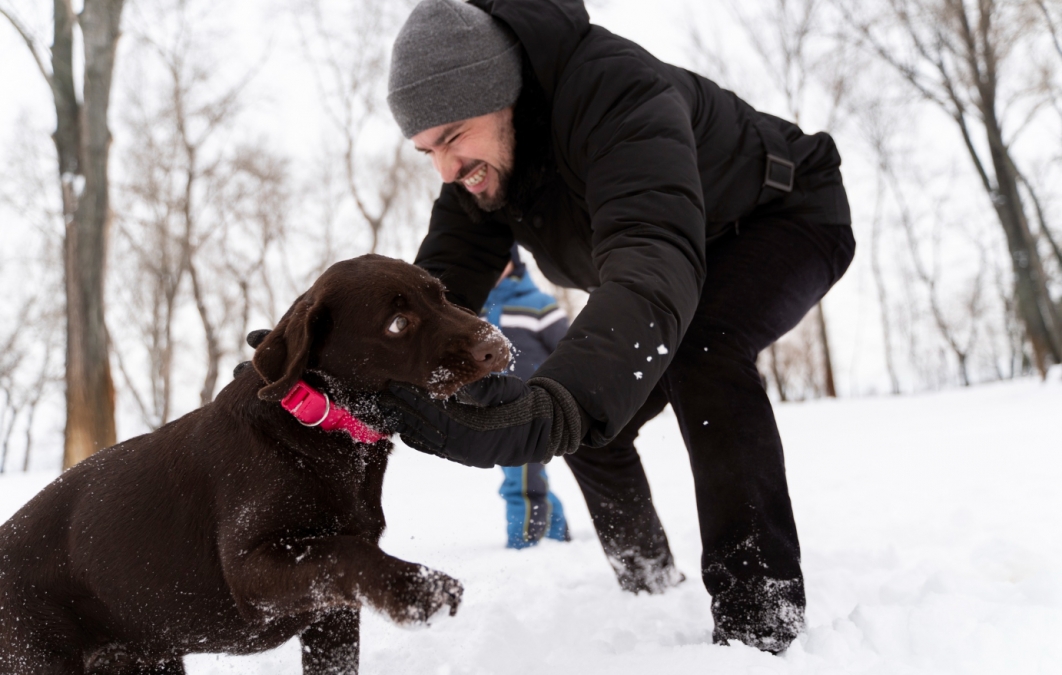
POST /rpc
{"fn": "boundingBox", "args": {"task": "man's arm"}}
[534,55,707,446]
[415,183,514,312]
[382,69,707,467]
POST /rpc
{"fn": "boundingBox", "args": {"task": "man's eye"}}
[388,316,409,334]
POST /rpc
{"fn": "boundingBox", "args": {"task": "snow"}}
[2,378,1061,673]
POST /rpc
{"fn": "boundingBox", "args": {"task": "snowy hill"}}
[2,378,1060,674]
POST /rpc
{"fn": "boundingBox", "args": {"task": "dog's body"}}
[1,374,394,673]
[0,256,508,674]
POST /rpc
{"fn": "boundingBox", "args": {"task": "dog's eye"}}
[388,316,409,334]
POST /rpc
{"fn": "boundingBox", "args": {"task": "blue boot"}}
[500,464,569,549]
[546,491,570,542]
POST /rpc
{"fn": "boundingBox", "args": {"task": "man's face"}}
[412,107,515,212]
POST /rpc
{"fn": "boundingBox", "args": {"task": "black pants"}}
[564,214,855,613]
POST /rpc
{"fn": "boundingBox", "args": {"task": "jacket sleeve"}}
[414,183,514,312]
[533,56,706,445]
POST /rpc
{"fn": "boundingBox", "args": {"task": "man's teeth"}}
[463,164,487,187]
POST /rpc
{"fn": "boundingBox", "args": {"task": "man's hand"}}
[378,375,585,468]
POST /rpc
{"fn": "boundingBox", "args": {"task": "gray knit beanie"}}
[388,0,523,139]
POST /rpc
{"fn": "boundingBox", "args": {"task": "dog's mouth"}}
[427,366,458,398]
[424,360,483,399]
[422,324,512,399]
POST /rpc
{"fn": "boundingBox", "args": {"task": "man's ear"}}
[253,295,326,401]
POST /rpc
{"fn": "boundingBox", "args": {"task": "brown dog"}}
[0,255,509,675]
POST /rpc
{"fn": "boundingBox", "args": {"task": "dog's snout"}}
[471,334,508,367]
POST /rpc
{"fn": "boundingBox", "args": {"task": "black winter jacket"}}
[415,0,850,445]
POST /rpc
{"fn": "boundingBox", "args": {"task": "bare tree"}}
[869,156,903,394]
[99,2,285,430]
[111,0,285,424]
[116,135,289,426]
[692,0,851,398]
[0,307,61,473]
[0,303,33,473]
[2,0,127,467]
[213,147,289,353]
[867,115,988,386]
[0,225,63,474]
[112,93,186,427]
[834,0,1062,375]
[992,247,1031,377]
[1032,0,1062,143]
[294,0,431,259]
[765,344,793,401]
[0,111,66,470]
[759,321,830,401]
[1014,165,1062,278]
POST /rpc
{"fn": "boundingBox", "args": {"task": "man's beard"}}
[457,111,516,212]
[461,166,511,212]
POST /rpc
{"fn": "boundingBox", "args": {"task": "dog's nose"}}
[470,334,508,368]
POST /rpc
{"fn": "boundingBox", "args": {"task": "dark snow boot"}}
[607,547,686,594]
[711,575,805,654]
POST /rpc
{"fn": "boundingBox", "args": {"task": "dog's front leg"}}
[221,536,462,627]
[300,606,359,675]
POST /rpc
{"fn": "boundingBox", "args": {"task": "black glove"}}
[453,373,533,407]
[378,375,585,468]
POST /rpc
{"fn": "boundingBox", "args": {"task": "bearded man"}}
[380,0,855,654]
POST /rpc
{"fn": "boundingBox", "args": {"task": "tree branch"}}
[837,0,946,104]
[1036,0,1062,64]
[112,344,155,429]
[0,6,53,87]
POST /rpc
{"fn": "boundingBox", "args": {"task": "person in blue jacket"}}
[481,246,570,549]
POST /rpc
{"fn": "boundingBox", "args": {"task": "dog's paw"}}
[382,564,463,625]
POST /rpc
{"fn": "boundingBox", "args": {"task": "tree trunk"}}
[815,302,838,397]
[870,200,901,394]
[188,260,222,407]
[0,406,17,474]
[768,344,789,402]
[60,0,125,468]
[956,0,1062,374]
[981,117,1062,374]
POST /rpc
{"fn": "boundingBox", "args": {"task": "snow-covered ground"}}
[2,377,1060,674]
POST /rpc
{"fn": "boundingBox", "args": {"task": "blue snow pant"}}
[499,463,569,549]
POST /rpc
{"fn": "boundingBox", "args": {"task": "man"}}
[381,0,855,654]
[482,246,570,549]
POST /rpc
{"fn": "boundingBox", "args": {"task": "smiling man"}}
[413,110,515,212]
[381,0,855,654]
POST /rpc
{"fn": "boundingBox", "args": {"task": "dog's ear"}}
[253,295,327,401]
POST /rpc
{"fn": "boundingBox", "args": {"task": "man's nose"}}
[434,153,462,184]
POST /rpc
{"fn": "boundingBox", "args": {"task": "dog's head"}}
[253,255,510,402]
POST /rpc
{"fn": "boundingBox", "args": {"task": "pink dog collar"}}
[281,380,389,444]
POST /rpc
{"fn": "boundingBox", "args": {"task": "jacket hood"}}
[486,273,539,307]
[481,273,543,324]
[469,0,590,101]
